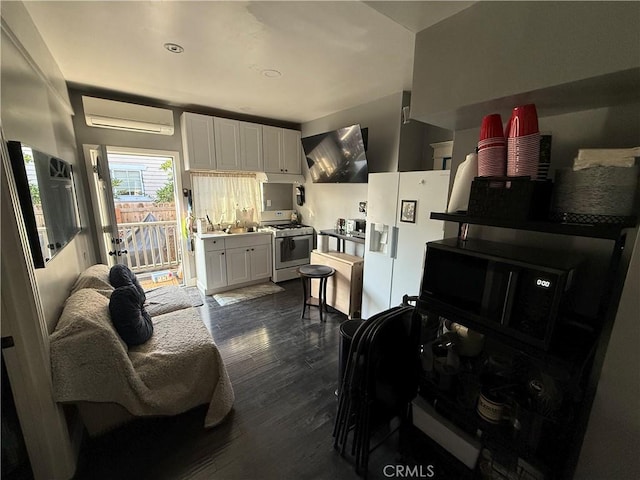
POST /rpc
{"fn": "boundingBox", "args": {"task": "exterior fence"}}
[115,202,176,223]
[35,202,180,272]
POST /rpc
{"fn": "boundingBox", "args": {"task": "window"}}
[112,169,144,196]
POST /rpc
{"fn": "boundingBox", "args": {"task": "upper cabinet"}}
[282,128,302,175]
[263,125,302,174]
[410,2,640,130]
[214,119,262,171]
[181,112,216,170]
[239,121,263,172]
[182,113,298,174]
[263,125,282,173]
[214,117,241,170]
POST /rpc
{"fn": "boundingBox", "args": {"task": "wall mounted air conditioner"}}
[82,96,174,135]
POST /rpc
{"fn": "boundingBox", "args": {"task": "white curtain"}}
[191,172,262,226]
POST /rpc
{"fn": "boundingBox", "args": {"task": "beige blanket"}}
[50,288,234,428]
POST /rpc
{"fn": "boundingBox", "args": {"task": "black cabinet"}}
[413,212,636,479]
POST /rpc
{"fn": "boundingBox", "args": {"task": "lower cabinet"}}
[195,237,227,295]
[226,247,251,286]
[196,233,272,294]
[204,250,228,291]
[226,243,271,286]
[249,244,272,281]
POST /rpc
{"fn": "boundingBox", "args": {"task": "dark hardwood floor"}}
[73,280,442,480]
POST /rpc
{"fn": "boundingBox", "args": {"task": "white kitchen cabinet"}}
[195,237,227,295]
[225,234,272,286]
[196,233,272,293]
[282,128,302,175]
[214,117,241,170]
[204,251,227,291]
[263,125,282,173]
[215,118,263,172]
[181,112,216,171]
[249,243,271,281]
[263,125,302,174]
[225,247,251,286]
[239,121,263,171]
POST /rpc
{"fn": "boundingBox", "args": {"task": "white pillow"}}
[70,264,113,294]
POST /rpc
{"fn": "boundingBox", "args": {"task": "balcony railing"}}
[118,221,180,273]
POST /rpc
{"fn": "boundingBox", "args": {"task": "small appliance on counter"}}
[345,219,366,235]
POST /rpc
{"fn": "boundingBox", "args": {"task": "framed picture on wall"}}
[400,200,417,223]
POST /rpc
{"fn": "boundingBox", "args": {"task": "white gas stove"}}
[261,213,314,282]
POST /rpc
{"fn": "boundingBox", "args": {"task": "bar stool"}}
[298,264,335,322]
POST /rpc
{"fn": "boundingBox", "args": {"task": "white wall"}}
[299,92,454,256]
[299,93,403,256]
[1,6,96,332]
[411,1,640,128]
[68,90,186,271]
[302,91,404,173]
[575,231,640,479]
[1,2,87,478]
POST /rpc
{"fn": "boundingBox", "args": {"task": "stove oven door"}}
[275,234,313,269]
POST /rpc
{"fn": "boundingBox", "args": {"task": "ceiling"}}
[23,1,474,124]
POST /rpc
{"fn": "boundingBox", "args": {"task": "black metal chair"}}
[333,305,421,477]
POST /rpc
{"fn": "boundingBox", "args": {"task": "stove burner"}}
[275,224,306,229]
[263,223,314,238]
[264,223,308,230]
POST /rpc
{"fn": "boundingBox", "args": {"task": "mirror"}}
[7,141,81,267]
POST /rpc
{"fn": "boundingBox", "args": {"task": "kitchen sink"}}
[227,227,248,234]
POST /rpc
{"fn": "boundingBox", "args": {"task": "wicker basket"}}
[551,166,639,221]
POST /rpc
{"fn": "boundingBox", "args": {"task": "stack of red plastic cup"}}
[477,113,506,177]
[506,104,540,178]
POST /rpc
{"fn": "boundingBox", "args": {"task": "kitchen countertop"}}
[319,229,365,253]
[197,230,272,239]
[319,229,365,243]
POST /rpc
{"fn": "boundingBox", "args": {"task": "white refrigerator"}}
[361,170,450,319]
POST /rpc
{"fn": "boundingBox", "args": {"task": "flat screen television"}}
[7,141,81,268]
[302,124,368,183]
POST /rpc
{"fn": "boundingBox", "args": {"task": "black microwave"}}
[420,238,582,350]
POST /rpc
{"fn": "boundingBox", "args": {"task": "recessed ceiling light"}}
[164,43,184,54]
[261,69,282,78]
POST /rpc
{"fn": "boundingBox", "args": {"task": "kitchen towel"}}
[573,147,640,170]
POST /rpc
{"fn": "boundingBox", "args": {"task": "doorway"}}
[86,146,184,288]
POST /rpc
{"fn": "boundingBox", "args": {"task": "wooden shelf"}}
[430,212,636,240]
